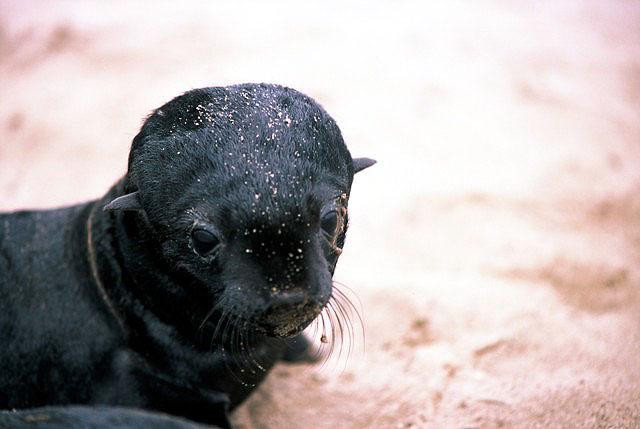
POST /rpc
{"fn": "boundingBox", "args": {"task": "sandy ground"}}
[1,1,639,427]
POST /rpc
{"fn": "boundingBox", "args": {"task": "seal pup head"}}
[106,84,375,338]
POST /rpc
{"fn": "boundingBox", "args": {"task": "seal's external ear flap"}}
[103,191,143,212]
[353,157,377,174]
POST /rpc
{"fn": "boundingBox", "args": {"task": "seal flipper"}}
[353,157,376,173]
[282,334,319,363]
[0,406,213,428]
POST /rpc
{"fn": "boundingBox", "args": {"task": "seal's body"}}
[0,84,374,427]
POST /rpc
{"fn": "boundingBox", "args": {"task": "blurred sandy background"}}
[1,1,639,427]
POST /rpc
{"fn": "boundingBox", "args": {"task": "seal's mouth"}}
[255,301,325,338]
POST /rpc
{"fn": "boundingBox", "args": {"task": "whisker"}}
[225,315,254,387]
[333,281,364,315]
[220,313,243,383]
[319,304,337,370]
[240,321,261,375]
[332,283,365,354]
[220,311,233,355]
[211,305,229,347]
[317,308,330,364]
[331,296,354,368]
[249,326,267,372]
[236,323,250,375]
[305,317,322,361]
[233,320,251,381]
[197,305,218,339]
[327,300,345,366]
[332,293,354,359]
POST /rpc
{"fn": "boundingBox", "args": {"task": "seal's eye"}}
[191,229,220,256]
[320,210,340,238]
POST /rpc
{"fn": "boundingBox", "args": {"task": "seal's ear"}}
[353,157,377,174]
[103,191,143,212]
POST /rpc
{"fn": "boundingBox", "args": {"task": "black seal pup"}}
[0,83,375,427]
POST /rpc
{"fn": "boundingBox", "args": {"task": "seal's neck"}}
[87,179,234,349]
[82,179,132,340]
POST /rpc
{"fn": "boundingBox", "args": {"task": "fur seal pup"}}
[0,83,375,427]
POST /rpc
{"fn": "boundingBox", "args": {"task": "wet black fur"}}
[0,84,372,427]
[0,406,210,428]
